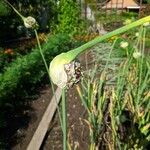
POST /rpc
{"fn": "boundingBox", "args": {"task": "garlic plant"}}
[49,16,150,88]
[4,0,38,29]
[120,41,129,49]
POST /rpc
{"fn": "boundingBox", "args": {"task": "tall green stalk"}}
[36,27,67,149]
[34,30,63,128]
[4,0,25,19]
[62,88,67,150]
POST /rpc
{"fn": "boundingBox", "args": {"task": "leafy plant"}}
[76,24,150,149]
[0,0,10,16]
[55,0,81,36]
[77,44,148,150]
[0,33,73,106]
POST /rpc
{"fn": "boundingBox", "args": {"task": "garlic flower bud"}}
[123,19,132,25]
[49,53,82,89]
[143,22,150,27]
[120,41,129,48]
[135,32,139,37]
[24,16,39,29]
[133,52,142,59]
[49,15,150,89]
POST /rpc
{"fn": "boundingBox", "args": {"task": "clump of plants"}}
[77,28,150,149]
[49,15,150,149]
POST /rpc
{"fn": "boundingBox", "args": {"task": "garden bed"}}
[0,33,82,149]
[2,40,150,149]
[7,84,53,150]
[5,42,124,149]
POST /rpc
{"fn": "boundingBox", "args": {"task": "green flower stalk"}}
[4,0,38,29]
[49,16,150,88]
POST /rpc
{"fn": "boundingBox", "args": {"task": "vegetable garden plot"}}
[42,36,150,150]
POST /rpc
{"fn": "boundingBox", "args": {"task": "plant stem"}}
[5,0,64,130]
[67,16,150,60]
[34,29,63,129]
[62,88,67,150]
[4,0,25,20]
[34,30,49,73]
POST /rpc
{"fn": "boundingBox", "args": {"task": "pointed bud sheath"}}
[120,41,129,48]
[24,16,39,29]
[49,53,69,88]
[49,53,82,89]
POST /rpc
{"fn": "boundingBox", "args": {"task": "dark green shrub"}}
[0,48,19,73]
[0,33,73,105]
[0,0,10,16]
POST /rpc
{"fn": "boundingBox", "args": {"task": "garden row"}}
[0,33,80,106]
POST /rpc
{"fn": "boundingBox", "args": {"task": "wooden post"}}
[95,0,97,23]
[105,0,107,16]
[84,0,87,19]
[116,0,118,11]
[100,0,102,17]
[111,0,113,14]
[122,0,124,13]
[139,0,143,18]
[79,0,82,17]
